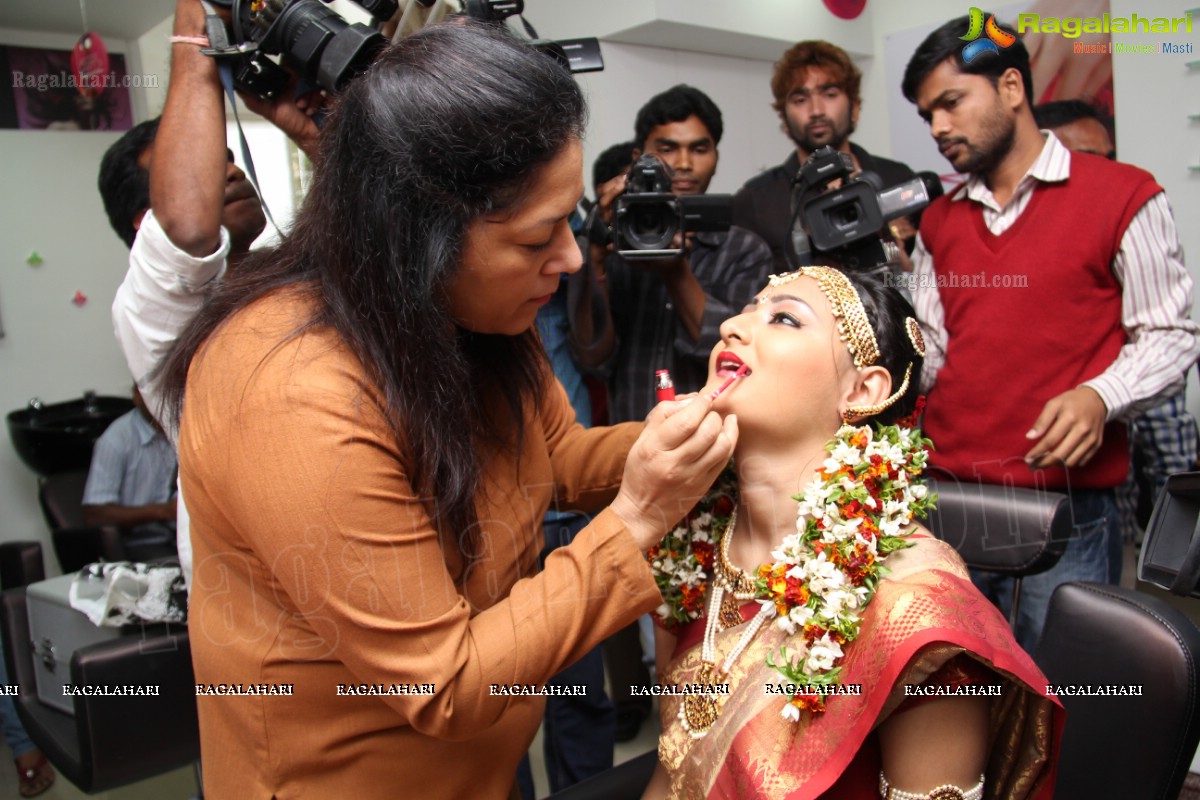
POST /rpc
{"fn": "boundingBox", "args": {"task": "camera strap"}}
[198,0,282,237]
[216,59,281,235]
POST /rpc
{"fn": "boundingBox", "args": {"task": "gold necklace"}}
[679,508,776,739]
[714,508,756,626]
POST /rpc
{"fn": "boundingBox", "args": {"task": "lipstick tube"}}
[654,369,675,402]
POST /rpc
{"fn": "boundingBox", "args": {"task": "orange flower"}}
[793,692,826,714]
[680,585,704,612]
[784,578,810,608]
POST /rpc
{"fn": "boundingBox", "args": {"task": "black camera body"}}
[612,155,732,260]
[793,146,941,270]
[204,0,599,101]
[202,0,399,99]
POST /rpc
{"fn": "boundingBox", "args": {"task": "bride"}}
[642,267,1062,799]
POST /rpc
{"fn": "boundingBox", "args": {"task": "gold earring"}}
[842,363,913,423]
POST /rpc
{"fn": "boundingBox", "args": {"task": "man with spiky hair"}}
[734,40,918,269]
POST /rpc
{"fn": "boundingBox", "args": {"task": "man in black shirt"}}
[734,40,918,269]
[572,85,772,423]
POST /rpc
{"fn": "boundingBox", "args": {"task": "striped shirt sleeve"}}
[911,231,947,391]
[1082,192,1200,419]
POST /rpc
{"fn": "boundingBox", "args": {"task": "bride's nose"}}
[719,313,750,344]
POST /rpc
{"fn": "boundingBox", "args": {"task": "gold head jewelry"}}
[905,317,926,357]
[766,268,880,368]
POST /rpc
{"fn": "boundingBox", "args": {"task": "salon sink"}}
[7,392,134,475]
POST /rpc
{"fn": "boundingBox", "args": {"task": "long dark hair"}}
[159,22,586,569]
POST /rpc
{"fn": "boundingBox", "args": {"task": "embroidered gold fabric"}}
[658,535,1059,799]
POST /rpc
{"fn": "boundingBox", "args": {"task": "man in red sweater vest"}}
[900,16,1198,651]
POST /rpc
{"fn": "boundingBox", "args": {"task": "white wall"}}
[572,41,779,196]
[0,28,145,567]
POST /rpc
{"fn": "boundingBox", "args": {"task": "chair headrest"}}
[925,474,1070,577]
[1139,471,1200,598]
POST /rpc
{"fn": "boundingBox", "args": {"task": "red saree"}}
[657,535,1064,799]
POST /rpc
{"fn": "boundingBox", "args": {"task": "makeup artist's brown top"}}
[179,288,657,799]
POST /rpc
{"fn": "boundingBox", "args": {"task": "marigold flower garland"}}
[649,422,936,726]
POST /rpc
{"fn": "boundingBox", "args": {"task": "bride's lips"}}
[715,352,750,378]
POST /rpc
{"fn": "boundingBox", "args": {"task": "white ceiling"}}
[0,0,174,43]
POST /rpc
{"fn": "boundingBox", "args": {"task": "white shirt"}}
[112,209,231,587]
[911,132,1198,420]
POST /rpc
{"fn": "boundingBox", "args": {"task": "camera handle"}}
[197,0,257,60]
[784,169,823,270]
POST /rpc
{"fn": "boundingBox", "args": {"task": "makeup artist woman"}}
[157,23,737,799]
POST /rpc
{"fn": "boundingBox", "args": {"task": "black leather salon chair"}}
[38,469,175,572]
[0,540,45,589]
[0,543,200,793]
[925,473,1071,628]
[1035,582,1200,800]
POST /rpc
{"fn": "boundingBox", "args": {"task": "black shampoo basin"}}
[7,393,134,475]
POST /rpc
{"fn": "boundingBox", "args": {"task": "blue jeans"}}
[0,642,35,758]
[970,488,1117,653]
[518,514,616,799]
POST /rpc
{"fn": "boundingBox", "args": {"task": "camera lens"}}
[259,0,387,92]
[629,206,670,241]
[617,198,676,251]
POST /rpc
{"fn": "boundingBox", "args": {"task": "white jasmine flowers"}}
[805,635,844,673]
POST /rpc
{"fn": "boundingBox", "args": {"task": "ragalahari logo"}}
[960,7,1017,63]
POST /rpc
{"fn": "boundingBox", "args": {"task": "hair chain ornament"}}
[648,422,936,735]
[767,268,880,368]
[905,317,926,357]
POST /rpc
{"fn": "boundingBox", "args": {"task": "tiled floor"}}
[0,758,198,800]
[2,540,1197,799]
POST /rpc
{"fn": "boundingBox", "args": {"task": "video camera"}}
[611,154,733,260]
[791,146,943,270]
[202,0,603,101]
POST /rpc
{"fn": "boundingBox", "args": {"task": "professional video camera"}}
[201,0,602,101]
[611,154,733,260]
[790,146,943,270]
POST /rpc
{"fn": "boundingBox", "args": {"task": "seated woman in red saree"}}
[642,267,1063,800]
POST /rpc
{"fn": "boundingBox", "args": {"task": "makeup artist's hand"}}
[611,396,738,552]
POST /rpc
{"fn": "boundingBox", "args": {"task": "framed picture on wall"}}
[1,42,134,131]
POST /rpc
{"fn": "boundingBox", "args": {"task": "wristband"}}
[169,35,211,46]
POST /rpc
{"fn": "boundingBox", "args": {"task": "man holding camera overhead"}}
[572,84,772,425]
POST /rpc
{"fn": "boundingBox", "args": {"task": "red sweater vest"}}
[920,153,1161,490]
